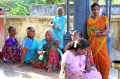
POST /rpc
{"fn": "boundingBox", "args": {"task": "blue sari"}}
[51,15,66,46]
[22,37,38,63]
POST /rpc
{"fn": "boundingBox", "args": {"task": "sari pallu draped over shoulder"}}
[2,37,21,62]
[87,15,110,79]
[30,38,61,70]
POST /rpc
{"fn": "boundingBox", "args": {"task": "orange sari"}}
[87,15,110,79]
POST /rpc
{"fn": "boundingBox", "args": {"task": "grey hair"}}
[45,28,53,36]
[74,30,82,37]
[57,7,64,12]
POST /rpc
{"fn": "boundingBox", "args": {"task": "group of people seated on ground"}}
[2,26,64,72]
[1,2,110,79]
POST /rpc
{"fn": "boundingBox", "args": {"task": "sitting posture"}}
[2,26,21,63]
[59,39,102,79]
[19,27,38,67]
[30,28,63,72]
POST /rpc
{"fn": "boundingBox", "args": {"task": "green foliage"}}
[10,5,29,15]
[0,0,119,16]
[45,0,65,4]
[0,0,65,16]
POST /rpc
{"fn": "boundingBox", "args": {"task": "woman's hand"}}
[49,23,55,28]
[86,49,92,58]
[51,24,55,28]
[95,31,103,36]
[37,50,45,55]
[95,30,105,36]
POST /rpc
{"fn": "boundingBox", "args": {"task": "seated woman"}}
[2,26,21,63]
[19,27,38,67]
[59,39,102,79]
[30,28,63,72]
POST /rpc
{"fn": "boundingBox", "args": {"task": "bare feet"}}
[19,63,24,67]
[37,62,43,66]
[47,67,53,73]
[12,58,16,63]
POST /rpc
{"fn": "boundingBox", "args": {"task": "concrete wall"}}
[111,15,120,50]
[0,16,73,49]
[29,4,120,16]
[111,5,120,15]
[0,15,119,50]
[0,18,4,49]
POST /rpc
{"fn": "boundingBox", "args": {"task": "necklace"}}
[79,55,82,68]
[93,15,100,20]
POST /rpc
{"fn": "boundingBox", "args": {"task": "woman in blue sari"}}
[19,27,38,67]
[49,7,66,46]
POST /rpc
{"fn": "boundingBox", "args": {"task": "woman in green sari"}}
[31,28,63,72]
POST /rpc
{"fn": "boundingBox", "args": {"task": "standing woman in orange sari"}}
[87,3,110,79]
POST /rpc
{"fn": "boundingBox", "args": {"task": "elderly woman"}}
[2,26,21,63]
[49,7,66,46]
[30,28,63,72]
[19,27,38,67]
[71,30,82,41]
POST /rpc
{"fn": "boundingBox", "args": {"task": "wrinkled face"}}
[57,8,63,16]
[71,32,79,41]
[92,6,100,16]
[27,28,35,38]
[9,27,16,36]
[45,31,52,41]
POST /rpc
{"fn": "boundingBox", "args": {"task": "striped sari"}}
[87,15,110,79]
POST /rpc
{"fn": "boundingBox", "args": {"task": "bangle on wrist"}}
[86,59,90,62]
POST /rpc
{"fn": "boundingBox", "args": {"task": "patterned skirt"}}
[31,45,60,70]
[2,46,21,62]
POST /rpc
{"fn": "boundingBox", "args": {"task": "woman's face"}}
[72,32,78,41]
[57,8,63,16]
[27,28,35,38]
[92,6,100,16]
[9,27,16,37]
[45,31,52,41]
[76,48,86,55]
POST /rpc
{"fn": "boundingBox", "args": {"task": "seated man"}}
[30,28,63,72]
